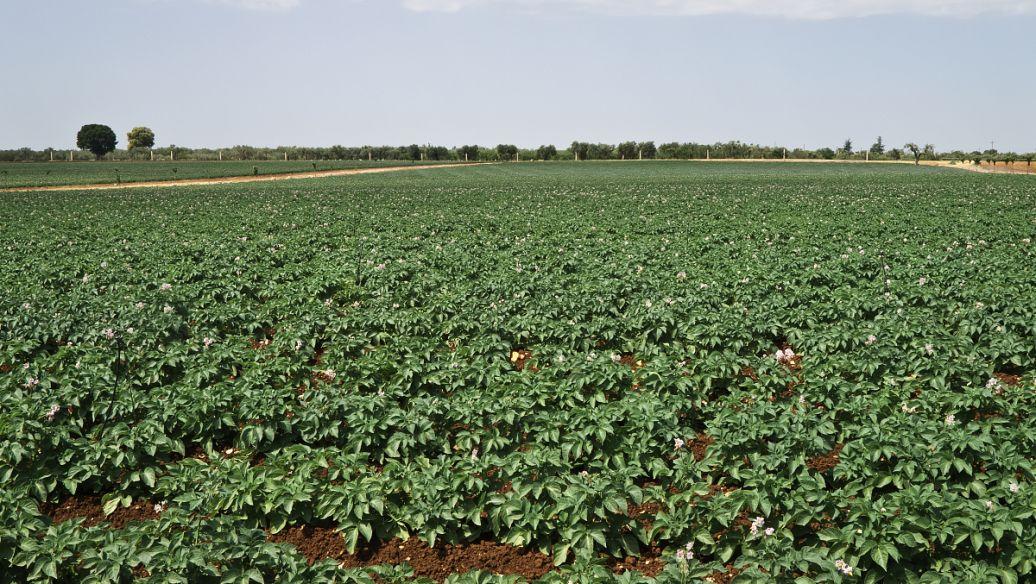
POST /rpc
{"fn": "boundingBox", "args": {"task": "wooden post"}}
[866,151,870,162]
[706,148,710,160]
[368,150,372,161]
[465,153,468,162]
[219,150,222,161]
[50,150,54,161]
[783,148,787,160]
[515,152,519,162]
[70,151,73,161]
[639,149,643,160]
[171,149,174,161]
[150,149,154,161]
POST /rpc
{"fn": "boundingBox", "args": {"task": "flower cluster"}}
[203,337,216,348]
[945,414,957,426]
[45,404,61,421]
[674,541,694,561]
[774,348,796,364]
[673,438,685,451]
[749,516,766,536]
[160,283,172,291]
[834,559,854,576]
[865,334,877,346]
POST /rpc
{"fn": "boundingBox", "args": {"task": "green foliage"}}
[0,162,1033,582]
[76,124,117,160]
[127,127,156,150]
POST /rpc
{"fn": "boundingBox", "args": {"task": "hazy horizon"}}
[2,0,1034,152]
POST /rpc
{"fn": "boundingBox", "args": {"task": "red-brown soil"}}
[994,372,1022,386]
[807,443,844,473]
[609,545,665,577]
[268,526,554,582]
[43,496,161,529]
[688,433,715,462]
[708,564,744,583]
[510,349,537,372]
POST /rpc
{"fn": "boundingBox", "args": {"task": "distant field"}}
[1,162,1033,583]
[0,159,440,188]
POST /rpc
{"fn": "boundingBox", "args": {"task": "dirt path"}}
[0,163,491,193]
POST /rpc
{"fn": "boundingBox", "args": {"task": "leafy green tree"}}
[817,147,836,160]
[536,145,558,160]
[570,142,590,161]
[616,142,638,160]
[1024,153,1034,169]
[923,144,936,161]
[639,141,657,159]
[76,124,117,160]
[889,148,903,161]
[842,139,853,156]
[904,143,922,165]
[496,144,519,161]
[127,126,155,150]
[587,143,614,160]
[458,145,479,161]
[869,136,885,156]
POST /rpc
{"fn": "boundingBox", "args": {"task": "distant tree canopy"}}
[904,143,922,165]
[842,139,853,156]
[127,127,155,150]
[616,142,638,160]
[570,142,590,161]
[76,124,117,159]
[496,144,519,160]
[869,136,885,156]
[4,139,1009,165]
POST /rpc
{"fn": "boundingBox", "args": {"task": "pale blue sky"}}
[2,0,1034,152]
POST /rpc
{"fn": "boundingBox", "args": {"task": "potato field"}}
[1,162,1033,583]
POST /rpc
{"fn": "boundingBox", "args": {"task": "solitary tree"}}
[77,124,117,160]
[904,143,922,165]
[842,139,853,156]
[869,136,885,156]
[407,144,422,161]
[923,144,936,161]
[639,141,657,159]
[570,142,590,161]
[1024,153,1034,171]
[127,126,155,150]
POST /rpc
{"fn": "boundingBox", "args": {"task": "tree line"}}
[1,125,1031,167]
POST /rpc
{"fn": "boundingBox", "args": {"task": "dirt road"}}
[0,163,490,193]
